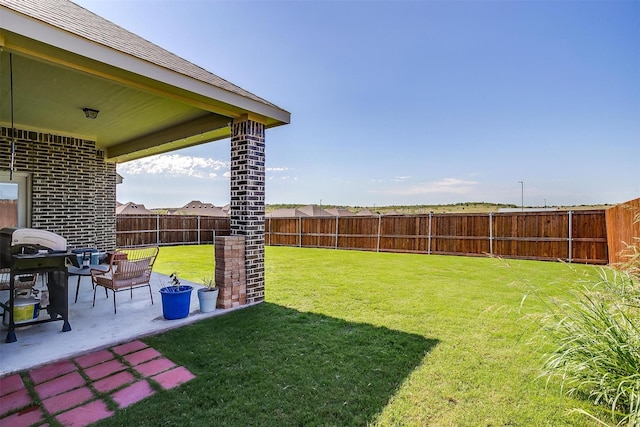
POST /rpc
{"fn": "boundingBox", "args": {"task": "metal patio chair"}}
[91,246,159,313]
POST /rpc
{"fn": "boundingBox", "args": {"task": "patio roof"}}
[0,0,290,162]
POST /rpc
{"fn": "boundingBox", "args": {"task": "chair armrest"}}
[90,266,111,279]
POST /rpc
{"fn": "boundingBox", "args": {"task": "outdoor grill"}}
[0,227,77,343]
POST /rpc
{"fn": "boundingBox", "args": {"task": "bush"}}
[534,267,639,426]
[528,207,640,426]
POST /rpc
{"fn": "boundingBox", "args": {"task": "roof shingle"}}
[0,0,285,111]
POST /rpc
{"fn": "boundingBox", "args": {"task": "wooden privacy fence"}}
[116,210,612,264]
[266,210,609,264]
[605,198,640,265]
[116,215,230,247]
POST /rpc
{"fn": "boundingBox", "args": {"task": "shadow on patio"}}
[0,272,246,377]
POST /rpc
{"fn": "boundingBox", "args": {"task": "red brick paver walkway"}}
[0,340,195,427]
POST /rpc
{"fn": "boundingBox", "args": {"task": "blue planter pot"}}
[159,285,193,320]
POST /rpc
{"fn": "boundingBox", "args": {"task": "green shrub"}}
[535,268,639,426]
[528,207,640,426]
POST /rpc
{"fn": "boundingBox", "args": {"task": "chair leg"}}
[92,285,97,307]
[112,290,117,314]
[148,284,154,305]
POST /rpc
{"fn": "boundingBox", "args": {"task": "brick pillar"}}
[215,236,246,308]
[230,115,266,303]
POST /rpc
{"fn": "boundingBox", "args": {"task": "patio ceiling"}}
[0,1,290,163]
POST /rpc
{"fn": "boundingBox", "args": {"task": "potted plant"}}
[158,273,193,319]
[197,277,218,313]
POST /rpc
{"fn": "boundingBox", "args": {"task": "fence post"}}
[335,216,339,249]
[197,215,201,245]
[156,215,160,245]
[268,217,271,246]
[428,212,432,255]
[568,210,573,263]
[376,215,381,252]
[298,216,302,248]
[489,212,493,256]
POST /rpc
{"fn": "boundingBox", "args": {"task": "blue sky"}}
[76,0,639,209]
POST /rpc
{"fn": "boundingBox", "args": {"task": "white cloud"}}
[393,176,410,182]
[372,178,478,196]
[266,167,292,181]
[118,154,228,178]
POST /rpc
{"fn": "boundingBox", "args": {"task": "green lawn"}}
[97,245,604,426]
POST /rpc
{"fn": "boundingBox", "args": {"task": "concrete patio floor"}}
[0,272,244,378]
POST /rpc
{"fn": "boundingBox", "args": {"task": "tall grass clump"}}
[532,210,640,426]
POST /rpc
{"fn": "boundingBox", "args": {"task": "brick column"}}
[215,236,246,308]
[230,115,266,303]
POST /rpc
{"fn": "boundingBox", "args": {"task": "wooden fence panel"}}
[116,216,157,247]
[300,217,337,248]
[266,218,299,246]
[116,215,230,247]
[159,216,197,246]
[431,214,491,256]
[493,212,570,261]
[337,216,378,251]
[200,217,231,241]
[572,211,608,264]
[606,198,640,265]
[379,215,421,253]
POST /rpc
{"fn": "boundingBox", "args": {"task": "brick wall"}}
[0,126,116,250]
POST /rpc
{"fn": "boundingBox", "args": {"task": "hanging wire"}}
[9,53,15,180]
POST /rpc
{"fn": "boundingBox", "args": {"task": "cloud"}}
[393,176,410,182]
[267,167,293,181]
[373,178,478,195]
[118,154,228,178]
[117,156,293,181]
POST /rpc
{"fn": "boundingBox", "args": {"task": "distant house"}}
[324,207,354,216]
[267,208,306,218]
[356,209,376,216]
[297,205,333,217]
[170,200,228,217]
[115,202,155,215]
[267,205,336,217]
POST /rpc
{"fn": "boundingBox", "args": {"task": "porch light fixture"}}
[82,108,99,119]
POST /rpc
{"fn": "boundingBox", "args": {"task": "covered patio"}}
[0,272,245,377]
[0,0,289,376]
